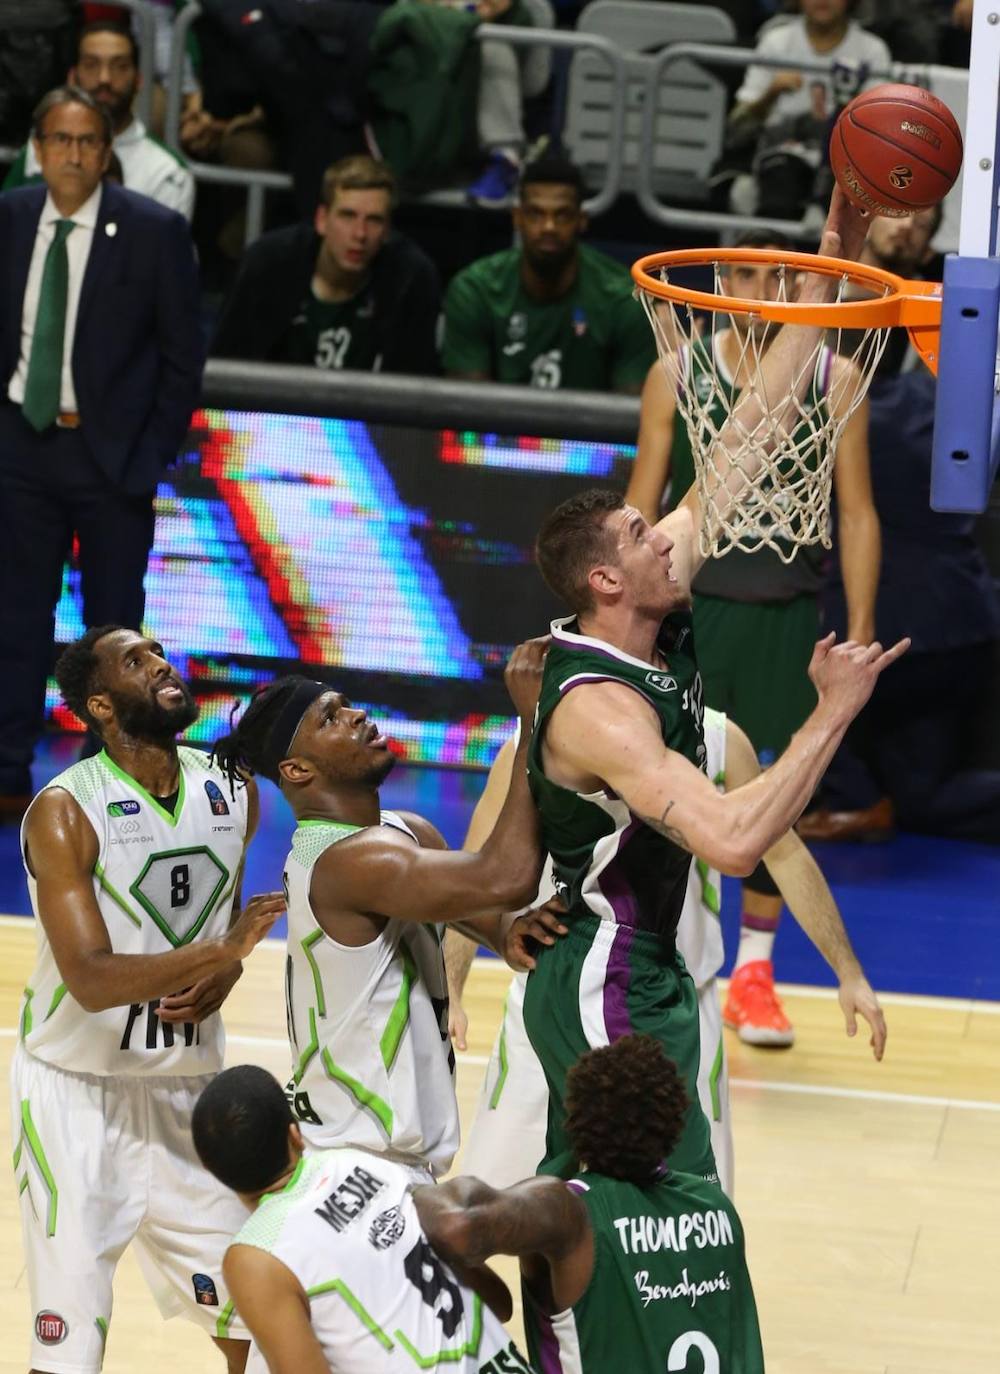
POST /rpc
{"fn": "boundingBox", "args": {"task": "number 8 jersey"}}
[18,748,248,1077]
[237,1147,535,1374]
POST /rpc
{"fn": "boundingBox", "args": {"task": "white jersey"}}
[18,747,248,1077]
[283,813,459,1176]
[675,707,727,988]
[234,1148,533,1374]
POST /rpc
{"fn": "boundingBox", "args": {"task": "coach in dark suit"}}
[0,86,203,814]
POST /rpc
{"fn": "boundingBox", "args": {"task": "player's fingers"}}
[532,908,569,936]
[874,637,911,671]
[862,640,884,663]
[843,1004,857,1039]
[868,1009,888,1061]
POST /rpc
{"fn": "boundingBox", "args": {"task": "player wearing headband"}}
[211,639,560,1185]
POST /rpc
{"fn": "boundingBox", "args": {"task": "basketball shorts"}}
[465,967,734,1197]
[693,592,820,763]
[520,916,718,1183]
[11,1043,250,1373]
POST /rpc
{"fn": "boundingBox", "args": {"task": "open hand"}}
[809,632,910,723]
[838,972,887,1061]
[223,891,285,961]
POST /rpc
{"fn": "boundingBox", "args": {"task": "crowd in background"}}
[0,0,996,856]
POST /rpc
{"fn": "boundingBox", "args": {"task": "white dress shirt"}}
[21,117,195,221]
[8,185,102,414]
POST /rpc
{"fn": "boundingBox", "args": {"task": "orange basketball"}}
[829,83,963,217]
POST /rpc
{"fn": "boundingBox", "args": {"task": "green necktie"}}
[22,218,76,433]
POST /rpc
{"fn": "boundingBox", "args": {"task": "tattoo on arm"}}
[637,800,692,853]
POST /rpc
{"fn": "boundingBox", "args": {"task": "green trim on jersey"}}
[708,1036,724,1122]
[694,858,721,918]
[293,1006,320,1084]
[44,984,68,1020]
[19,987,33,1039]
[489,1012,509,1111]
[95,1316,109,1348]
[128,844,230,947]
[320,1048,394,1137]
[394,1293,483,1367]
[94,861,143,929]
[380,946,417,1071]
[216,1301,235,1339]
[16,1101,58,1237]
[301,928,328,1017]
[99,749,187,826]
[307,1279,394,1352]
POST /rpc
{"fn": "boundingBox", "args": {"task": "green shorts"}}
[521,914,717,1182]
[693,592,820,764]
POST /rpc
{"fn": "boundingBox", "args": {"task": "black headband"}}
[260,679,328,781]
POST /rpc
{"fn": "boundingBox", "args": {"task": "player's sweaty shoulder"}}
[24,787,99,878]
[544,679,664,790]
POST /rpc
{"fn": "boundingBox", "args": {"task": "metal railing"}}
[200,360,640,445]
[164,3,627,244]
[637,42,909,239]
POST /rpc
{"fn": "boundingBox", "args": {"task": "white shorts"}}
[462,971,735,1197]
[11,1044,250,1373]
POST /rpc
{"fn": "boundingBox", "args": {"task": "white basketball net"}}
[637,261,893,563]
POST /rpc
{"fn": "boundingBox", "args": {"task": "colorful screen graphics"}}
[49,410,636,767]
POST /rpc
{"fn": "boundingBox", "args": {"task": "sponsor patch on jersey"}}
[644,671,677,693]
[368,1204,406,1251]
[204,780,230,816]
[192,1273,219,1306]
[572,307,588,337]
[107,799,141,817]
[35,1311,68,1345]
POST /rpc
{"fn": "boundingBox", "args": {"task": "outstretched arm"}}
[545,628,908,877]
[673,187,872,571]
[830,370,880,644]
[626,361,677,524]
[724,720,887,1059]
[414,1174,593,1312]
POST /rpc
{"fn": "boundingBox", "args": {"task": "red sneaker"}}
[723,960,795,1047]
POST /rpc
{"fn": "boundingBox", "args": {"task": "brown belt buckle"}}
[55,412,82,429]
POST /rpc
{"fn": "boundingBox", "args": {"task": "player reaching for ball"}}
[515,186,908,1182]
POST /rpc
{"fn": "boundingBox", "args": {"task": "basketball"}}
[829,83,963,217]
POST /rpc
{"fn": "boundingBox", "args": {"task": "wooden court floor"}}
[1,919,998,1374]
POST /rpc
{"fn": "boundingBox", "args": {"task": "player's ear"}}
[588,562,621,600]
[86,690,113,735]
[289,1122,305,1159]
[278,755,314,785]
[314,202,328,237]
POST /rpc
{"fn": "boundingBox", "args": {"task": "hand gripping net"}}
[635,255,894,564]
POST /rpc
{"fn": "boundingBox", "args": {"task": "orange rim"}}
[632,248,943,373]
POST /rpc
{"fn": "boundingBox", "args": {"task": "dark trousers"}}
[821,644,1000,844]
[0,405,155,794]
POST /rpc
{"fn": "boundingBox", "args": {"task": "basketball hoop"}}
[631,247,942,563]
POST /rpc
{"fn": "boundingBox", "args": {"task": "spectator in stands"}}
[212,155,440,375]
[727,0,891,223]
[799,207,1000,845]
[442,157,654,392]
[3,21,195,221]
[0,0,78,153]
[0,86,203,818]
[853,0,942,63]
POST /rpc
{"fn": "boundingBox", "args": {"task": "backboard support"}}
[931,0,1000,512]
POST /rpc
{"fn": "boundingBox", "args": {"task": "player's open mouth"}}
[365,722,388,747]
[157,683,184,701]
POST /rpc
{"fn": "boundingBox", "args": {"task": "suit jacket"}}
[0,182,204,494]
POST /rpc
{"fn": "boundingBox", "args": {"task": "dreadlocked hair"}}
[210,676,311,797]
[565,1034,688,1182]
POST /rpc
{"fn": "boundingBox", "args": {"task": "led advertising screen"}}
[49,410,636,766]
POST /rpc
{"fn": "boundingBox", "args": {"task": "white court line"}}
[7,919,994,1014]
[0,1025,995,1113]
